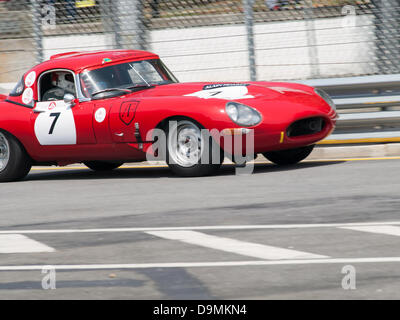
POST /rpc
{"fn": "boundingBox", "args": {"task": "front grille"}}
[287,117,326,137]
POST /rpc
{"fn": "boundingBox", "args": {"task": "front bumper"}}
[220,113,336,155]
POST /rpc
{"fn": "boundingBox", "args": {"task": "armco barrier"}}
[300,74,400,144]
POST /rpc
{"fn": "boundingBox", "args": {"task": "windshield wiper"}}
[127,84,155,91]
[129,63,152,88]
[91,88,131,97]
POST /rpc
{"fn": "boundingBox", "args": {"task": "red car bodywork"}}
[0,50,337,166]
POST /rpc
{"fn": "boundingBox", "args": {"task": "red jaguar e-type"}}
[0,50,337,181]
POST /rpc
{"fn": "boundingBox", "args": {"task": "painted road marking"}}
[146,230,328,260]
[4,257,400,271]
[0,234,55,253]
[340,225,400,237]
[2,221,400,235]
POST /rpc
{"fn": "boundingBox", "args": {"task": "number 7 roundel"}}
[34,101,77,145]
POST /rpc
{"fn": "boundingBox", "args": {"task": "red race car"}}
[0,50,337,182]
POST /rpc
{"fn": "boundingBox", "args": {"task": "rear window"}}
[9,77,25,97]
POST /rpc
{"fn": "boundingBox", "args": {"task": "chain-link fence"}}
[0,0,399,84]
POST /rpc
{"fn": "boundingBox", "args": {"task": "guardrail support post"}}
[99,0,117,49]
[31,0,44,64]
[373,0,400,75]
[304,0,320,78]
[244,0,257,81]
[114,0,148,50]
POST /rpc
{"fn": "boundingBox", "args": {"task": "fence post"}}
[114,0,148,50]
[31,0,44,64]
[373,0,400,74]
[99,0,117,49]
[244,0,257,81]
[304,0,320,78]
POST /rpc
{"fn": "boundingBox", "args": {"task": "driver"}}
[42,72,75,101]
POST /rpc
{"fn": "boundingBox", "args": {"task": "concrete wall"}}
[150,15,375,82]
[1,14,375,89]
[0,39,36,83]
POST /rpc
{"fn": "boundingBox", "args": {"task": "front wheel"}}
[166,119,223,177]
[84,161,123,171]
[0,131,32,182]
[262,145,315,166]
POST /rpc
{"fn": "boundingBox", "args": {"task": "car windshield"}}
[80,59,178,99]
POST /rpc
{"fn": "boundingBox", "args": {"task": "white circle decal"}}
[25,71,36,88]
[95,108,106,123]
[22,88,33,105]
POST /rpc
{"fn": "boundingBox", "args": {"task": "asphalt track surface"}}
[1,157,400,299]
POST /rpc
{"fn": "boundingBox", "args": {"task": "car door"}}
[31,69,96,149]
[109,99,141,143]
[32,99,96,146]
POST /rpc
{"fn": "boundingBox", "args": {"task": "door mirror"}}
[63,93,76,107]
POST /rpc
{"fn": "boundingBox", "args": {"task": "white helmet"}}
[52,72,75,94]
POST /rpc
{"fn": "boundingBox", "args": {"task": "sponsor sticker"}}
[48,102,56,110]
[25,71,36,88]
[185,86,254,100]
[22,87,33,105]
[203,83,249,90]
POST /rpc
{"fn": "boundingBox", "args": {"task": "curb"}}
[309,143,400,160]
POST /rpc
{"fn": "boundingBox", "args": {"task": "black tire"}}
[84,161,123,171]
[0,131,32,182]
[165,119,223,177]
[263,144,315,166]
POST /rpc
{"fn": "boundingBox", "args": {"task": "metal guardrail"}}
[300,75,400,144]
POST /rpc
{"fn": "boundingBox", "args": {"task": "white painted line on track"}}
[3,257,400,271]
[2,221,400,235]
[0,234,55,253]
[146,230,328,260]
[340,225,400,237]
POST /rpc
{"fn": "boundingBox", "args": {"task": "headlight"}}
[225,102,262,127]
[314,88,336,111]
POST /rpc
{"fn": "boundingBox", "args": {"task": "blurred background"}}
[0,0,398,84]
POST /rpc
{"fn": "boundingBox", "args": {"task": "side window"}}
[39,70,76,102]
[9,76,25,97]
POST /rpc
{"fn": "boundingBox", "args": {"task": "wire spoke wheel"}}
[0,131,31,182]
[168,120,204,168]
[166,119,222,177]
[0,132,10,173]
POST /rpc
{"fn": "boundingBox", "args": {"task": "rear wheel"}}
[263,144,315,166]
[0,131,32,182]
[166,119,223,177]
[84,161,123,171]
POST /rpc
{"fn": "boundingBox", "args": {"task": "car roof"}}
[34,50,160,73]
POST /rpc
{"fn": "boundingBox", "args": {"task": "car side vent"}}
[287,117,325,137]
